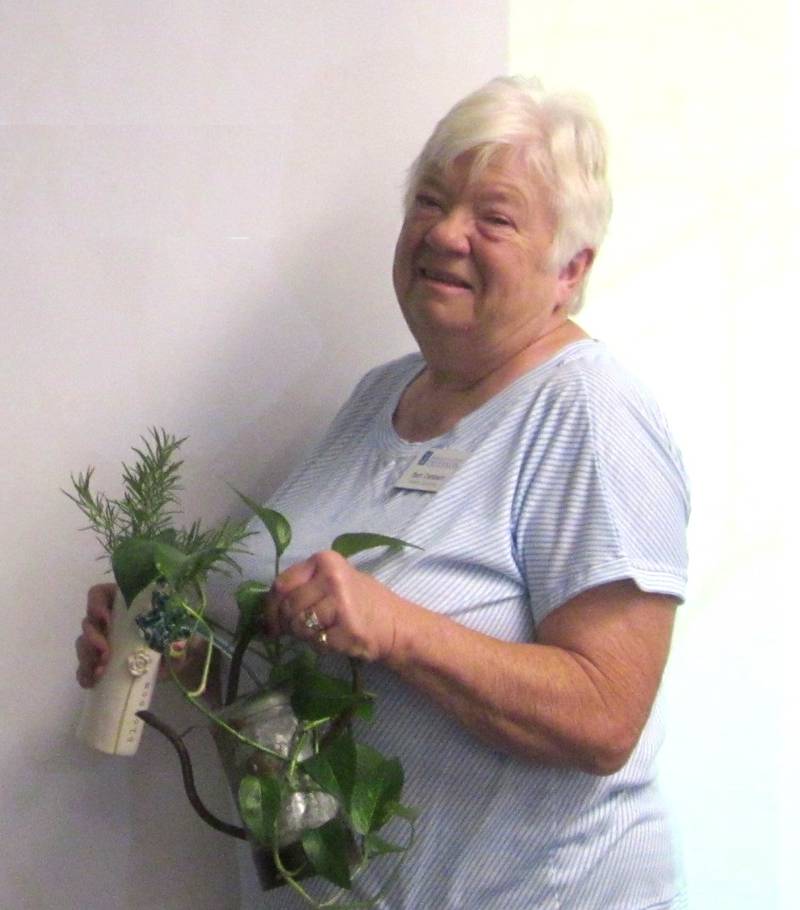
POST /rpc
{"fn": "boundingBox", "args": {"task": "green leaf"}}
[363,833,406,859]
[111,537,163,606]
[233,488,291,558]
[154,527,179,545]
[302,732,358,806]
[384,802,419,823]
[301,817,353,890]
[153,541,195,584]
[267,649,316,688]
[291,669,374,723]
[238,774,282,846]
[112,535,206,607]
[234,580,269,632]
[349,746,404,835]
[330,532,420,560]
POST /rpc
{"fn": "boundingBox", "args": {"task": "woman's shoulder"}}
[318,351,425,439]
[535,340,668,425]
[512,340,687,479]
[351,351,425,398]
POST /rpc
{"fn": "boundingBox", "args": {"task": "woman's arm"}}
[387,577,675,774]
[271,553,676,775]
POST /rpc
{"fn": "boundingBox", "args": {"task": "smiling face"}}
[392,149,584,367]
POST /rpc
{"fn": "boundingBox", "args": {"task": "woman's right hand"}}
[75,583,116,688]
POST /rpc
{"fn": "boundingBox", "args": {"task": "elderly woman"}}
[78,76,689,909]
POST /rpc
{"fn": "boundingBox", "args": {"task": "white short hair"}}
[404,76,612,312]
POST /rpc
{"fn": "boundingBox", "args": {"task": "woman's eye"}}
[415,193,442,210]
[484,213,513,228]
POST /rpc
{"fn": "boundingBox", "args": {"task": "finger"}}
[279,592,322,639]
[309,625,349,657]
[76,626,110,670]
[86,583,116,630]
[290,594,341,643]
[273,556,319,597]
[280,568,333,621]
[81,615,110,653]
[76,663,94,688]
[75,635,109,687]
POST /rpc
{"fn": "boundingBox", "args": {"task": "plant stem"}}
[177,595,215,698]
[169,662,287,763]
[272,843,320,907]
[225,627,255,706]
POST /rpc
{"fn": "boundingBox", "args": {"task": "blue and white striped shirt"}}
[236,339,690,909]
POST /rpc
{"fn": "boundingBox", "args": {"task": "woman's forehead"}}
[420,148,546,204]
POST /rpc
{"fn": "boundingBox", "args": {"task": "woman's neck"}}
[394,319,588,442]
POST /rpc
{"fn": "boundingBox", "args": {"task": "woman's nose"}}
[424,209,471,255]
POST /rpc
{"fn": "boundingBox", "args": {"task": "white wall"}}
[0,3,507,907]
[510,2,796,908]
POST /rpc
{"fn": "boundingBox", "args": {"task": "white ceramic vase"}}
[76,585,161,755]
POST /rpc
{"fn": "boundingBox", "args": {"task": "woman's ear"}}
[556,248,595,308]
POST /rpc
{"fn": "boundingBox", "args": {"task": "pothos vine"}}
[67,429,419,907]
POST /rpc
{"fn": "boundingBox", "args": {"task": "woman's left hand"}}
[266,551,404,662]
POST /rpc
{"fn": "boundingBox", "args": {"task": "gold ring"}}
[317,630,328,646]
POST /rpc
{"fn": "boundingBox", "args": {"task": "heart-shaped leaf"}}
[383,802,419,823]
[349,745,404,835]
[301,817,353,890]
[238,773,282,846]
[302,732,358,806]
[290,669,374,723]
[267,649,316,688]
[111,537,174,606]
[233,489,291,558]
[363,833,405,859]
[330,532,420,560]
[234,580,269,633]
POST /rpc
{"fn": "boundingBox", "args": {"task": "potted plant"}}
[67,429,418,907]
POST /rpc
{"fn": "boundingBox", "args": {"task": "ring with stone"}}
[303,609,323,632]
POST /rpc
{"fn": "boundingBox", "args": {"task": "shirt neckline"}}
[374,338,600,455]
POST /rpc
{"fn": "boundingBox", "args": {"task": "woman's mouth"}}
[419,267,473,290]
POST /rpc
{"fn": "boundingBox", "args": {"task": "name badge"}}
[393,447,469,493]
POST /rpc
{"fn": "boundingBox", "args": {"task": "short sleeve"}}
[512,359,690,627]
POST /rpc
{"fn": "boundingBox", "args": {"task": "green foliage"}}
[239,773,283,845]
[302,817,353,889]
[267,648,316,689]
[330,532,420,560]
[110,537,181,607]
[291,668,374,724]
[233,488,291,560]
[302,732,358,806]
[349,746,404,836]
[68,430,419,908]
[304,735,405,837]
[234,580,269,627]
[225,503,419,905]
[66,429,251,607]
[65,428,185,554]
[362,833,406,860]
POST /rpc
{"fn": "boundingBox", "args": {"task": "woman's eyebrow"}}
[416,174,447,194]
[476,185,527,208]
